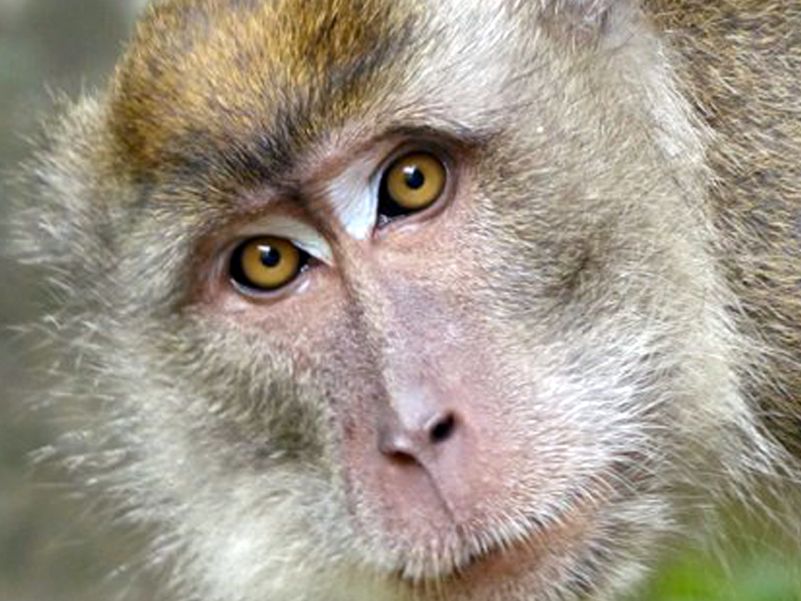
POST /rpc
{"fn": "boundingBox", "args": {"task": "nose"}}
[378,408,460,464]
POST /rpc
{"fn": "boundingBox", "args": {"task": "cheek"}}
[194,184,662,571]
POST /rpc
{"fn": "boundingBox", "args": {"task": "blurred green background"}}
[0,2,799,600]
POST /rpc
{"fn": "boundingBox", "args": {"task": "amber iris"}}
[383,153,446,211]
[231,236,303,292]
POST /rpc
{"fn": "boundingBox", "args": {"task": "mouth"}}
[391,501,597,591]
[391,536,528,585]
[395,515,588,589]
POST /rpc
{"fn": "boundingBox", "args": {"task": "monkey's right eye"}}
[229,236,308,293]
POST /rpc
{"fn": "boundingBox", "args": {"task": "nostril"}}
[429,412,457,445]
[379,411,460,460]
[385,448,418,465]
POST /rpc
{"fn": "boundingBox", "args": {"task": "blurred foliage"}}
[644,527,800,601]
[0,1,799,600]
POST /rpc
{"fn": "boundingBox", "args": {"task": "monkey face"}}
[28,1,763,600]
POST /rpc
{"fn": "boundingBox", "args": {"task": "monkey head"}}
[19,1,794,600]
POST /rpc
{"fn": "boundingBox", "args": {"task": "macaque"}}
[15,0,800,600]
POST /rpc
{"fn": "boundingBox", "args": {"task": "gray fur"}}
[11,1,801,600]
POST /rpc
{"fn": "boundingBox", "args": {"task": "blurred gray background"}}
[0,2,799,601]
[1,3,150,600]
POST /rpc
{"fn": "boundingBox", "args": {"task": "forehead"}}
[109,0,426,178]
[108,0,524,185]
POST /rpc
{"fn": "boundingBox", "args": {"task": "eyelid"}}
[324,157,381,241]
[229,264,314,302]
[236,215,334,266]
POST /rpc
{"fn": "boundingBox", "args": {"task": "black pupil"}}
[259,245,282,268]
[403,165,425,190]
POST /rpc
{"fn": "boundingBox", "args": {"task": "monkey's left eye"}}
[378,152,447,219]
[229,236,308,293]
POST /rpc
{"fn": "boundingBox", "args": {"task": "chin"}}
[371,498,666,601]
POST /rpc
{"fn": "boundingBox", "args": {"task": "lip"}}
[392,493,600,593]
[391,532,554,600]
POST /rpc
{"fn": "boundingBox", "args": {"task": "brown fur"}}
[649,0,801,456]
[108,0,419,182]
